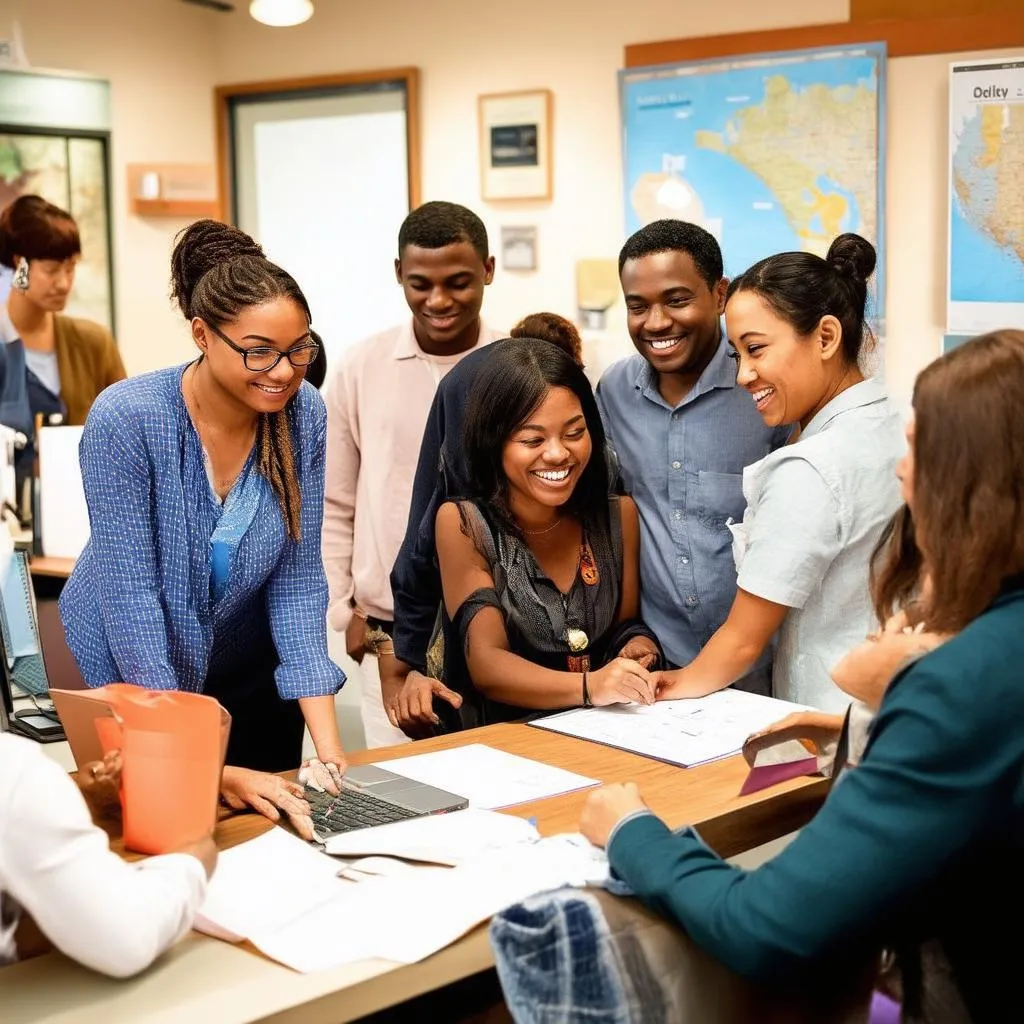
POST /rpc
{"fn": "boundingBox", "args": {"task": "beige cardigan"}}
[53,315,127,425]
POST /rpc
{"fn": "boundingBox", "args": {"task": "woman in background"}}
[433,338,660,730]
[0,195,125,486]
[60,220,345,830]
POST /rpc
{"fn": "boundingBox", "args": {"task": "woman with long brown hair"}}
[581,329,1024,1021]
[59,220,346,835]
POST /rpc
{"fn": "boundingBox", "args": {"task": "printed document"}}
[530,689,810,767]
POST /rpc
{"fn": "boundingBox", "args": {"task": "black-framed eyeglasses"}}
[205,321,320,373]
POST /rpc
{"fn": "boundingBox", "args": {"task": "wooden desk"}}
[1,724,828,1024]
[29,555,76,580]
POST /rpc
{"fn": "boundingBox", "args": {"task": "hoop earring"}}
[12,258,29,292]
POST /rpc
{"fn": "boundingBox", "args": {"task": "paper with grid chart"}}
[531,689,810,768]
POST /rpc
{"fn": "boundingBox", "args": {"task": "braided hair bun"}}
[826,232,876,286]
[170,219,265,319]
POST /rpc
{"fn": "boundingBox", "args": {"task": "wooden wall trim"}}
[624,12,1024,69]
[213,67,421,223]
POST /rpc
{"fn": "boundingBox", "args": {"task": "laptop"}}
[306,764,468,843]
[0,549,85,742]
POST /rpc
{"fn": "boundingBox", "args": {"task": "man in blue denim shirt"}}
[597,221,788,692]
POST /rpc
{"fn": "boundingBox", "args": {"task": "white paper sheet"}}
[250,837,607,973]
[194,827,345,942]
[531,689,810,768]
[324,807,540,865]
[372,744,600,809]
[37,426,89,559]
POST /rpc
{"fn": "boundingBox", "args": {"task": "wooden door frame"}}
[214,66,420,223]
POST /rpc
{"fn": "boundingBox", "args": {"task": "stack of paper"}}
[195,824,610,973]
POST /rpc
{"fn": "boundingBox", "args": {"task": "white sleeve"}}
[0,746,208,978]
[737,456,841,609]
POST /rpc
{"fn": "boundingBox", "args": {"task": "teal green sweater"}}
[609,582,1024,1018]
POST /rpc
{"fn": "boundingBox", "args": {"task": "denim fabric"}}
[491,889,668,1024]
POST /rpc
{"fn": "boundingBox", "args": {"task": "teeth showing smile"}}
[647,337,682,351]
[533,468,571,482]
[253,384,287,394]
[751,386,775,406]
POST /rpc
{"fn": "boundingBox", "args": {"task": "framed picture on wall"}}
[478,89,552,201]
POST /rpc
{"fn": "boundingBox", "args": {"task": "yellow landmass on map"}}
[630,171,708,225]
[977,105,1005,168]
[697,74,877,255]
[694,130,726,153]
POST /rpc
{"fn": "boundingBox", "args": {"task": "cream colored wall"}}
[3,0,221,374]
[8,2,1017,401]
[212,0,848,379]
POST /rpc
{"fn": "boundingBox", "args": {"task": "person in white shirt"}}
[322,201,502,748]
[0,734,215,978]
[655,233,904,712]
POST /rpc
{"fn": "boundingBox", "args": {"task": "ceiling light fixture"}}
[249,0,314,27]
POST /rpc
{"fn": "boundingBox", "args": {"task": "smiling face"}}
[19,254,79,312]
[621,250,726,381]
[725,289,845,430]
[395,240,495,355]
[502,386,593,515]
[192,296,310,415]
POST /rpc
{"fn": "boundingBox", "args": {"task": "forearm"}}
[299,695,344,756]
[469,648,583,709]
[670,623,768,698]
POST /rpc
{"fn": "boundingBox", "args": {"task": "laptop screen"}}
[0,550,51,701]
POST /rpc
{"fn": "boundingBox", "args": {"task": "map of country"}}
[621,45,885,310]
[952,103,1024,282]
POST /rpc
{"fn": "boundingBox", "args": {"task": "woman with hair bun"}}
[59,220,346,837]
[655,233,905,711]
[0,195,125,485]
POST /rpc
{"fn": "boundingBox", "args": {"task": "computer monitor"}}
[0,548,78,741]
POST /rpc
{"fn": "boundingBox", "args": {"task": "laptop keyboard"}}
[305,786,421,838]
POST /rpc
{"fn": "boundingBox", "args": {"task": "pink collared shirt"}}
[323,319,504,630]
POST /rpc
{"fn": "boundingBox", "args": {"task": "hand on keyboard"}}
[221,767,315,841]
[298,758,345,796]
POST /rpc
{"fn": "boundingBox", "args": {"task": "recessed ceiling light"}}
[249,0,314,27]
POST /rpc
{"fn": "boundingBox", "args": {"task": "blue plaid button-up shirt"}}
[60,365,344,701]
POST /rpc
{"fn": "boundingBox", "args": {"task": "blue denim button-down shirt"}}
[596,342,788,680]
[60,365,344,701]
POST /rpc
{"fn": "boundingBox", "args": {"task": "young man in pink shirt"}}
[322,201,503,747]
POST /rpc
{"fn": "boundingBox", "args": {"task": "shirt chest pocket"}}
[694,470,746,528]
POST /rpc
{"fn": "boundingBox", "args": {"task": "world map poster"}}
[947,58,1024,334]
[620,43,886,318]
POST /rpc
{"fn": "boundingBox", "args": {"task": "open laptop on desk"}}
[306,765,468,844]
[0,549,85,742]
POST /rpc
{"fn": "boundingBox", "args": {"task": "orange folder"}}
[51,685,230,856]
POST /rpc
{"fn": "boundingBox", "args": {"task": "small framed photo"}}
[479,89,553,201]
[501,226,538,271]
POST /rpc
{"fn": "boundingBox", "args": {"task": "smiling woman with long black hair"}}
[432,337,663,731]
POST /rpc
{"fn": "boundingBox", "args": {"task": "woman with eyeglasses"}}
[59,220,346,835]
